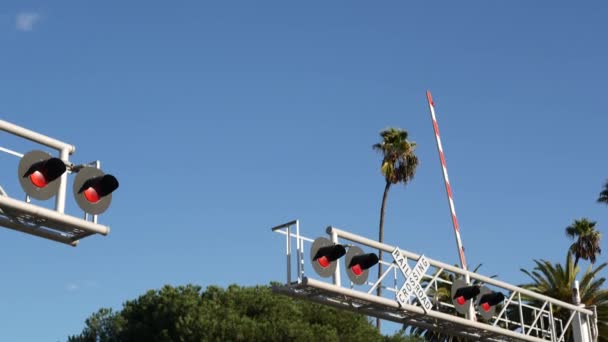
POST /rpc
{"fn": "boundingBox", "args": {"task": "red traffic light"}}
[25,158,66,188]
[348,253,379,275]
[451,279,505,320]
[453,286,480,305]
[451,278,480,315]
[310,237,345,278]
[81,175,119,203]
[345,246,378,285]
[313,244,346,269]
[477,289,505,320]
[73,167,119,215]
[18,150,67,200]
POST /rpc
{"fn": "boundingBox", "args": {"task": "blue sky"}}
[0,1,607,340]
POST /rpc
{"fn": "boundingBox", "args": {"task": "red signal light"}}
[73,168,119,215]
[18,151,67,200]
[317,256,330,268]
[477,291,504,320]
[29,171,48,188]
[83,187,100,203]
[310,237,346,278]
[351,264,363,276]
[313,245,346,266]
[451,281,480,315]
[451,278,506,320]
[79,175,119,202]
[345,251,378,285]
[25,158,66,189]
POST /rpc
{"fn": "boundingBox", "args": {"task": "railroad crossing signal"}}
[451,278,504,320]
[311,237,346,278]
[18,150,67,200]
[16,150,119,215]
[272,221,599,342]
[1,119,120,246]
[311,237,379,284]
[451,278,479,315]
[477,287,505,321]
[73,167,119,215]
[345,246,379,285]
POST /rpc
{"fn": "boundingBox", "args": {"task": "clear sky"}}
[0,1,607,341]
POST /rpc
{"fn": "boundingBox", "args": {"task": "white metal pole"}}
[54,148,70,213]
[296,220,302,282]
[331,229,341,287]
[572,280,592,342]
[287,225,292,284]
[0,120,75,153]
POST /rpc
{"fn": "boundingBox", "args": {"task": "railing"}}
[0,120,110,245]
[272,220,598,342]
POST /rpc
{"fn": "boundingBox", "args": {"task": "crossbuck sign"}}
[392,248,433,312]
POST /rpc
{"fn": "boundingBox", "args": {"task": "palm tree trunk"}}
[574,256,580,268]
[376,180,391,330]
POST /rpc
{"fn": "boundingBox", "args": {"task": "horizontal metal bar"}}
[270,220,298,232]
[0,120,75,154]
[273,229,314,243]
[0,196,109,236]
[0,217,77,246]
[301,277,546,342]
[327,226,593,315]
[0,146,24,158]
[272,285,490,341]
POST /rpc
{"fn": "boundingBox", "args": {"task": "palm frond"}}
[598,180,608,204]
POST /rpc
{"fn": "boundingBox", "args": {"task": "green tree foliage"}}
[520,252,608,341]
[372,127,419,328]
[599,180,608,205]
[565,218,602,267]
[68,284,418,342]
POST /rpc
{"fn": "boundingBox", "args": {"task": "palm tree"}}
[565,218,602,267]
[599,180,608,205]
[520,252,608,341]
[373,127,419,329]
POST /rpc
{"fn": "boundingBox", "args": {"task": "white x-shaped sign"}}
[392,247,433,312]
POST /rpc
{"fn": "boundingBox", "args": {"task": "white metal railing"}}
[0,119,110,245]
[272,221,598,342]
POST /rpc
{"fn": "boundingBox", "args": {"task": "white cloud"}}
[16,12,41,32]
[65,280,99,292]
[66,283,80,292]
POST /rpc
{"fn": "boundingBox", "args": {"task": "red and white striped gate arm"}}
[426,91,469,272]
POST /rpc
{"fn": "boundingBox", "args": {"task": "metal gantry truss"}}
[271,220,598,342]
[0,120,110,246]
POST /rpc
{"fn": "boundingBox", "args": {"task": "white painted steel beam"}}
[298,277,548,342]
[0,195,109,236]
[0,217,77,246]
[0,120,75,154]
